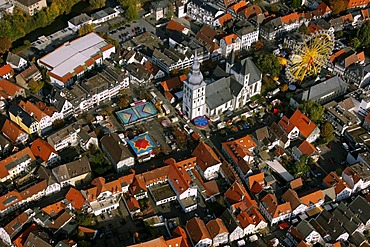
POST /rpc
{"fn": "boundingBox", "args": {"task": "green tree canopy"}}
[320,121,334,143]
[0,0,83,52]
[291,0,302,8]
[348,37,361,49]
[298,24,309,35]
[89,0,106,9]
[254,53,282,77]
[295,155,311,177]
[356,20,370,47]
[0,38,11,53]
[28,79,44,94]
[299,100,325,124]
[78,24,95,36]
[118,0,139,21]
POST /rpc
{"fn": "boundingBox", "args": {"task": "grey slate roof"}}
[8,104,36,128]
[348,196,370,225]
[6,52,23,67]
[294,76,348,103]
[205,75,241,109]
[332,202,362,234]
[219,209,241,233]
[314,210,346,240]
[295,220,315,239]
[191,0,222,15]
[91,7,116,20]
[35,166,58,186]
[231,57,262,85]
[151,0,169,10]
[68,13,92,26]
[52,156,91,183]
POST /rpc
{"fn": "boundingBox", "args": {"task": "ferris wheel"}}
[286,30,334,83]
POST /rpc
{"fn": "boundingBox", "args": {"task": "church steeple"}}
[188,51,204,86]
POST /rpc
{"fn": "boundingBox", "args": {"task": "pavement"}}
[106,18,156,44]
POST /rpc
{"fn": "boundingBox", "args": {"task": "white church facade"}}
[182,52,262,120]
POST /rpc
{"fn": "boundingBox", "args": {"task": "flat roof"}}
[39,33,109,78]
[150,183,176,202]
[116,101,157,125]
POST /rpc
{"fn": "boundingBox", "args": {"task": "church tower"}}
[182,52,207,120]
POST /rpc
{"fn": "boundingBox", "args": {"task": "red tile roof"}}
[65,187,86,210]
[2,119,27,142]
[206,218,228,238]
[223,34,239,45]
[280,110,316,138]
[323,172,350,194]
[0,79,22,98]
[348,0,370,8]
[0,147,35,179]
[261,193,292,218]
[218,13,233,26]
[298,141,317,156]
[224,181,248,204]
[192,142,221,173]
[42,201,66,216]
[172,226,191,247]
[30,138,58,162]
[4,212,29,237]
[0,190,22,211]
[281,12,300,24]
[144,61,160,76]
[242,5,263,19]
[166,19,185,32]
[247,173,264,189]
[19,180,47,200]
[229,1,247,12]
[316,2,331,14]
[186,218,211,244]
[85,177,122,201]
[161,75,186,91]
[13,224,38,247]
[0,64,14,77]
[19,100,48,122]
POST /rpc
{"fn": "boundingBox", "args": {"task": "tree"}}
[78,24,95,36]
[125,3,139,21]
[89,149,112,175]
[356,20,370,47]
[167,3,174,19]
[295,155,311,177]
[281,84,289,92]
[252,40,264,51]
[89,0,106,9]
[270,6,279,13]
[348,37,361,49]
[299,100,325,124]
[335,30,344,39]
[320,121,334,143]
[52,119,65,129]
[261,75,278,95]
[327,0,347,15]
[28,79,44,94]
[291,0,302,8]
[298,24,309,35]
[0,38,11,53]
[254,53,282,77]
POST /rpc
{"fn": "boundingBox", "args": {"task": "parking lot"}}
[107,18,156,44]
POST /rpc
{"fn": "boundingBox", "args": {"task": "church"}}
[182,52,262,120]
